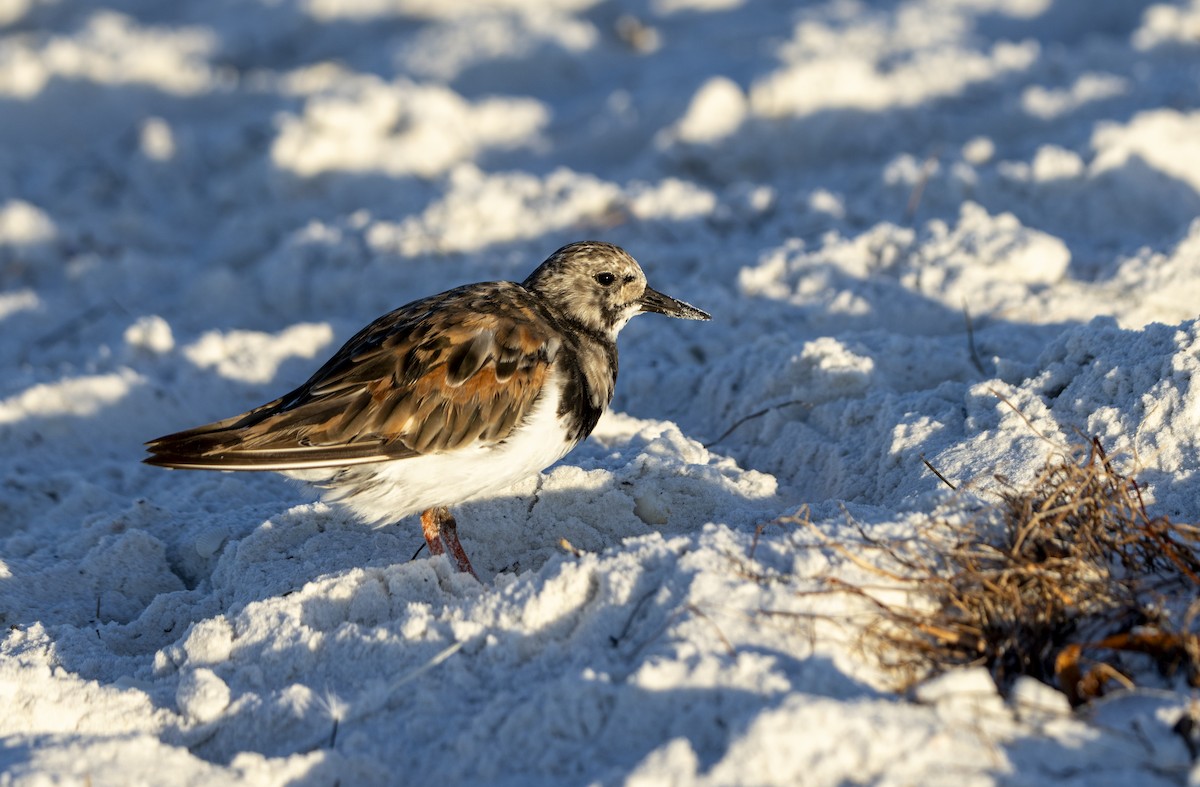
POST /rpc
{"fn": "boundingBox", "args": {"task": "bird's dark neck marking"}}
[524,292,618,444]
[557,324,617,443]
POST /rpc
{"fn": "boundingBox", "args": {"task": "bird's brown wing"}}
[144,283,562,470]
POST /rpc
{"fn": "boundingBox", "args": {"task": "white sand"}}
[3,0,1200,783]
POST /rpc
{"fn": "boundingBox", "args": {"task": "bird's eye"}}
[594,272,616,286]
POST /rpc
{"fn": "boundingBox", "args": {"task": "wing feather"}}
[144,283,560,471]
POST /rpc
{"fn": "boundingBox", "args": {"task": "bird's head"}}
[523,241,710,340]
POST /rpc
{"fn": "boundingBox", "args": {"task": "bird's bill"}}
[639,286,711,321]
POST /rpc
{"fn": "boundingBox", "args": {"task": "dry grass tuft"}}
[777,438,1200,705]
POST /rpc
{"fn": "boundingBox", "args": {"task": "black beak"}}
[639,286,711,321]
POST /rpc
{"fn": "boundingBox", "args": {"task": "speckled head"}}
[522,241,710,339]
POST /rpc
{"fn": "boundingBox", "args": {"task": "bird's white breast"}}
[295,372,578,525]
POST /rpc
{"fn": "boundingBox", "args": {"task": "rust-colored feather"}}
[144,283,560,470]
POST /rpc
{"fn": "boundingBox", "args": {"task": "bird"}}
[145,241,710,578]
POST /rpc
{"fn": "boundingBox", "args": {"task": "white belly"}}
[288,376,577,525]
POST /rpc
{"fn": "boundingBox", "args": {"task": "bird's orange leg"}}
[420,506,479,579]
[437,508,480,579]
[420,507,446,557]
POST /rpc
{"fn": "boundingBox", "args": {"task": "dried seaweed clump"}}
[816,439,1200,704]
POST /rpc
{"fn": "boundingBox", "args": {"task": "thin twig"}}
[904,152,940,223]
[921,454,957,490]
[800,518,911,582]
[748,508,810,561]
[988,387,1063,448]
[962,302,987,375]
[704,399,811,448]
[686,604,736,656]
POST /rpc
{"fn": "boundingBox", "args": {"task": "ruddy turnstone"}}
[145,241,709,578]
